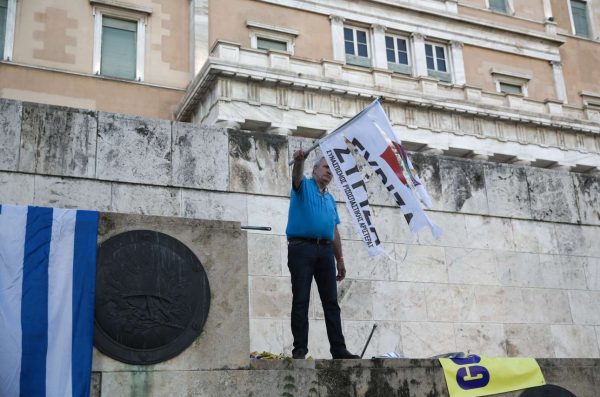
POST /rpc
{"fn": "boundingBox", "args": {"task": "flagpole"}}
[287,97,382,165]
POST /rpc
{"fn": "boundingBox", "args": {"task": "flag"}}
[319,99,441,252]
[321,133,385,256]
[439,355,545,397]
[0,205,99,397]
[370,107,434,209]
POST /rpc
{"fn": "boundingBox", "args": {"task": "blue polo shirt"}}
[286,177,340,241]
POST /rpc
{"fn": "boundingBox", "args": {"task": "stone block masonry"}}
[1,98,600,361]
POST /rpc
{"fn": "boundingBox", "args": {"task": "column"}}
[330,15,346,62]
[450,40,466,85]
[411,32,428,77]
[371,24,388,69]
[551,60,567,103]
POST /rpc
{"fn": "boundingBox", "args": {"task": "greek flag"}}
[0,205,99,397]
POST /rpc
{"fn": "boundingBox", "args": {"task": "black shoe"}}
[292,350,307,359]
[332,349,360,359]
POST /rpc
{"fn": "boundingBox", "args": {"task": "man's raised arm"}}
[292,149,305,190]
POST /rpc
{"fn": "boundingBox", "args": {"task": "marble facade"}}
[2,98,600,359]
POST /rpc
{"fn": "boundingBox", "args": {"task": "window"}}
[0,0,7,59]
[570,0,590,38]
[499,82,522,94]
[344,26,371,67]
[247,20,297,54]
[425,42,451,82]
[491,68,530,96]
[101,17,137,79]
[0,0,15,61]
[489,0,509,13]
[256,37,287,51]
[91,2,149,81]
[385,35,411,75]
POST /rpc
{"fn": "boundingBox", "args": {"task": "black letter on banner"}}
[351,180,368,195]
[361,207,372,225]
[351,138,365,151]
[393,192,406,206]
[345,165,360,176]
[369,227,381,246]
[333,147,351,163]
[404,213,413,224]
[374,168,387,185]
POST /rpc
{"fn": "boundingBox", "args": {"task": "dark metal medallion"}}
[94,230,210,365]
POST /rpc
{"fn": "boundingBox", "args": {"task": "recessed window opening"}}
[386,36,409,65]
[101,17,137,80]
[256,37,287,51]
[343,26,372,68]
[425,43,447,72]
[0,0,8,59]
[489,0,509,13]
[499,82,523,94]
[385,34,411,75]
[344,27,369,58]
[571,0,590,38]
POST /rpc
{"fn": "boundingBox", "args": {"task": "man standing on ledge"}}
[286,149,359,360]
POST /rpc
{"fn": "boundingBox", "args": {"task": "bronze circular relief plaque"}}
[94,230,210,365]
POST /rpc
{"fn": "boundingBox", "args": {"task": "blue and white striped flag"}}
[0,205,99,397]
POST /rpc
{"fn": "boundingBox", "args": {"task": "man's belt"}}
[288,237,332,245]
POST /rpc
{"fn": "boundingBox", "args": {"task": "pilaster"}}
[551,61,567,103]
[330,15,346,63]
[450,41,466,85]
[371,24,388,69]
[411,33,428,78]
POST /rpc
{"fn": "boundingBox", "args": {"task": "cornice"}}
[254,0,565,48]
[175,57,599,135]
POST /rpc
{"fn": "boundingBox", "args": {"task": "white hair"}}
[313,156,326,169]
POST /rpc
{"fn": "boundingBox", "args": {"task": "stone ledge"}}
[92,358,600,397]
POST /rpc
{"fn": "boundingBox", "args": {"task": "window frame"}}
[0,0,16,61]
[250,31,294,53]
[424,41,451,82]
[91,3,149,81]
[498,82,523,95]
[256,37,288,52]
[568,0,592,38]
[247,20,298,54]
[343,25,372,68]
[487,0,513,14]
[385,33,411,75]
[491,69,530,97]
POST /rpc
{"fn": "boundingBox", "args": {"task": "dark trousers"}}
[287,240,347,356]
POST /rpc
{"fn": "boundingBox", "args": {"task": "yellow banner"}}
[439,355,545,397]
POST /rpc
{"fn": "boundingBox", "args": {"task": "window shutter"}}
[385,36,395,62]
[101,17,137,80]
[425,44,435,70]
[0,0,8,59]
[256,37,287,51]
[344,28,354,55]
[499,82,523,94]
[571,0,590,38]
[489,0,508,13]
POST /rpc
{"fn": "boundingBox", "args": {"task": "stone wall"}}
[2,98,600,360]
